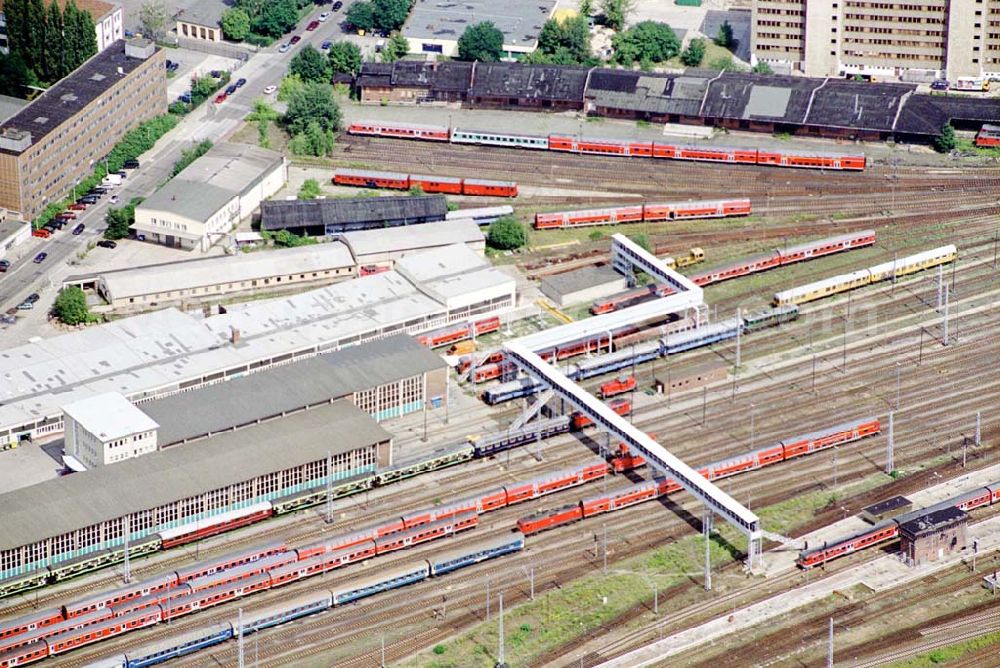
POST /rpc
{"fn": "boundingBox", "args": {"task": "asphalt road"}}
[0,4,357,314]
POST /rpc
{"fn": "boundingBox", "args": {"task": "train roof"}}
[172,542,288,582]
[17,609,109,645]
[797,518,898,558]
[463,178,517,187]
[426,533,525,566]
[693,250,780,278]
[486,376,544,396]
[665,318,741,343]
[781,230,876,256]
[334,168,409,180]
[330,561,428,596]
[228,590,331,628]
[775,268,871,300]
[65,572,177,612]
[782,416,878,444]
[868,245,956,277]
[0,607,62,633]
[410,174,462,184]
[581,481,655,504]
[445,205,514,220]
[352,120,448,131]
[168,572,272,606]
[123,622,231,660]
[186,553,291,590]
[571,340,661,374]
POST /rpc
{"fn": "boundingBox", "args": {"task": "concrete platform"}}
[597,465,1000,667]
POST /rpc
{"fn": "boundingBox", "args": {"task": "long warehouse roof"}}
[143,335,445,446]
[0,400,390,551]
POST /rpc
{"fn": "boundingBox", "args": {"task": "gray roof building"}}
[337,218,484,262]
[540,265,626,308]
[260,195,448,235]
[403,0,556,57]
[142,334,446,446]
[0,399,389,551]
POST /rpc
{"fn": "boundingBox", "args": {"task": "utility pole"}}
[943,284,950,346]
[886,411,894,475]
[495,592,507,668]
[827,618,833,668]
[750,403,756,451]
[702,386,707,427]
[937,264,944,310]
[842,318,848,371]
[704,510,712,591]
[602,524,608,574]
[895,362,901,410]
[486,577,491,621]
[381,635,386,668]
[833,446,838,488]
[123,516,131,584]
[812,353,817,393]
[325,451,333,524]
[735,307,741,368]
[976,411,981,447]
[238,608,245,668]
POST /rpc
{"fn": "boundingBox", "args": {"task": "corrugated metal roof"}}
[260,196,448,231]
[143,334,445,446]
[338,219,483,257]
[0,400,389,550]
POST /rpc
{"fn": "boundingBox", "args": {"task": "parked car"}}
[26,293,40,304]
[68,203,86,211]
[333,1,343,9]
[59,211,76,219]
[278,43,291,53]
[109,194,119,204]
[124,158,140,169]
[72,223,85,235]
[17,301,32,310]
[307,21,319,30]
[210,69,222,78]
[290,35,301,44]
[79,196,98,204]
[321,40,332,50]
[5,306,18,315]
[236,77,247,87]
[33,252,47,263]
[97,240,117,249]
[115,170,127,178]
[263,84,277,95]
[225,84,238,95]
[931,79,949,91]
[0,314,15,324]
[32,229,51,239]
[319,11,330,21]
[215,92,227,104]
[0,259,10,272]
[179,92,192,103]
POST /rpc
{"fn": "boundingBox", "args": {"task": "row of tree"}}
[2,0,97,91]
[220,0,313,41]
[345,0,414,34]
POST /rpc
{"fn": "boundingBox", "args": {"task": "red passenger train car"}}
[975,124,1000,147]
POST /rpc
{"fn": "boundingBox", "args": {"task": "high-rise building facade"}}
[752,0,1000,80]
[0,38,165,222]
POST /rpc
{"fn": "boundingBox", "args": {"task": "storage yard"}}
[2,104,1000,668]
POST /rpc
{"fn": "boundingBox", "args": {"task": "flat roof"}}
[172,1,226,28]
[61,392,158,441]
[337,219,483,258]
[394,243,515,305]
[899,506,967,538]
[0,41,153,154]
[99,242,355,300]
[0,94,28,125]
[403,0,556,48]
[137,143,284,222]
[0,217,28,241]
[0,400,388,550]
[541,266,623,297]
[862,495,912,517]
[0,246,506,435]
[142,335,445,446]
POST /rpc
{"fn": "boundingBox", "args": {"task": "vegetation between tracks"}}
[888,628,1000,667]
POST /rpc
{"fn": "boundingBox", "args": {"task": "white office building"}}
[62,392,159,470]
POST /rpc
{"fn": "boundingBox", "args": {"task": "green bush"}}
[675,0,701,5]
[487,216,527,250]
[298,178,322,199]
[104,197,143,240]
[432,645,447,655]
[245,32,274,47]
[264,229,318,247]
[53,286,96,326]
[171,140,213,177]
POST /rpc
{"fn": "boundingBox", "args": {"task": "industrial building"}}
[0,400,391,582]
[173,1,226,43]
[0,0,124,55]
[131,143,287,252]
[401,0,556,58]
[540,266,626,308]
[0,39,165,221]
[0,208,29,260]
[141,334,447,446]
[62,392,158,470]
[752,0,1000,80]
[899,506,969,566]
[260,195,448,236]
[337,218,485,272]
[80,242,356,310]
[0,244,515,448]
[353,61,1000,142]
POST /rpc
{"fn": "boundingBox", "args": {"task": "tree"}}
[600,0,635,31]
[715,20,734,48]
[457,21,503,62]
[537,19,563,54]
[60,0,81,73]
[579,0,593,19]
[42,0,63,81]
[268,229,318,247]
[934,123,957,153]
[25,0,46,74]
[680,37,705,67]
[487,216,526,250]
[380,34,410,62]
[53,286,94,326]
[252,0,297,37]
[707,53,744,71]
[612,21,679,65]
[0,52,33,97]
[277,72,304,101]
[290,44,330,82]
[752,61,774,75]
[298,178,322,199]
[372,0,411,32]
[234,0,267,20]
[138,0,169,40]
[104,205,133,239]
[537,16,590,63]
[284,81,341,134]
[221,8,251,41]
[346,1,375,32]
[171,140,212,177]
[65,0,96,70]
[328,41,362,75]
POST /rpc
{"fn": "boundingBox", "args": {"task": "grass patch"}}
[955,137,1000,158]
[886,628,1000,666]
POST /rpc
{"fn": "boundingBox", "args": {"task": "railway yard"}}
[2,116,1000,668]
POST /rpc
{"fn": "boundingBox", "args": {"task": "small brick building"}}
[899,506,968,566]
